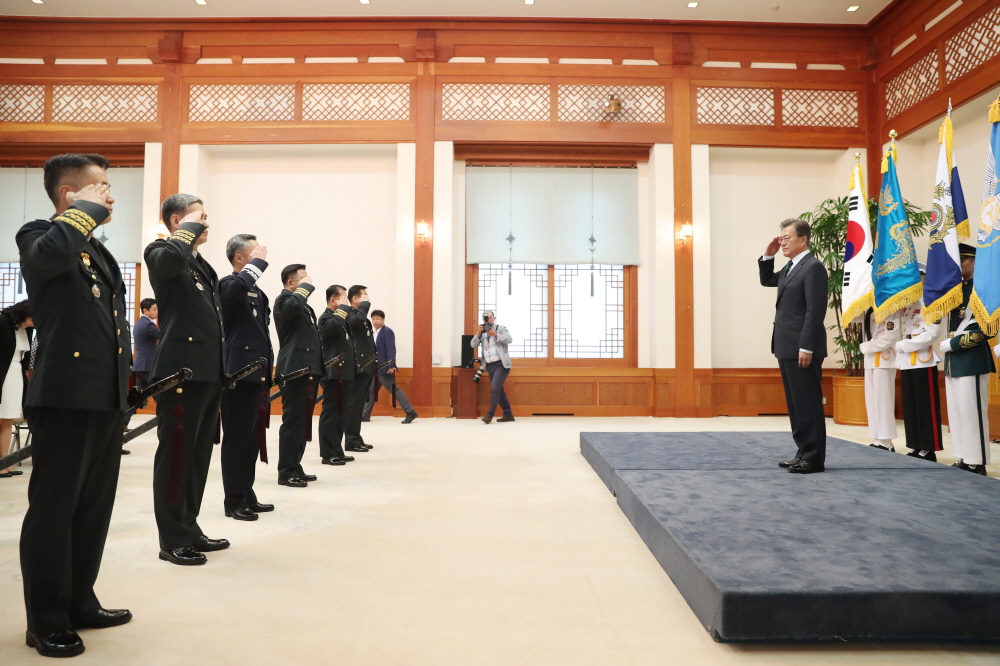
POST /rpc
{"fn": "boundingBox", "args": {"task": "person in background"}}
[316,284,357,466]
[122,298,160,445]
[362,309,417,424]
[859,307,900,452]
[0,300,32,477]
[471,310,514,424]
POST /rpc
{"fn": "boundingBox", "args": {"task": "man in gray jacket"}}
[470,310,514,423]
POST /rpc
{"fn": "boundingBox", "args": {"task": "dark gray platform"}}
[581,431,1000,642]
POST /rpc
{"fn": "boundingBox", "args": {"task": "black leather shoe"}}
[402,413,418,424]
[322,457,347,466]
[249,501,274,513]
[869,442,894,452]
[345,445,369,452]
[907,449,938,462]
[951,459,970,470]
[159,546,207,566]
[301,474,317,482]
[121,449,131,455]
[192,535,230,552]
[965,464,988,476]
[71,608,132,629]
[788,461,825,474]
[778,458,801,468]
[225,507,258,521]
[361,417,370,422]
[26,629,84,658]
[482,414,493,424]
[279,477,308,487]
[497,414,515,422]
[10,468,23,475]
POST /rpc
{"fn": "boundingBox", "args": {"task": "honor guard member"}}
[146,194,230,565]
[894,266,945,461]
[220,234,274,520]
[859,307,901,451]
[938,244,994,475]
[316,285,357,465]
[274,264,322,488]
[17,154,133,658]
[344,285,376,453]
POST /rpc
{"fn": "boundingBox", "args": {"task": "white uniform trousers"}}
[945,374,991,465]
[864,368,898,441]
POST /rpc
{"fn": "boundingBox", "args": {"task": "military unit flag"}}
[922,111,968,323]
[872,139,922,321]
[970,96,1000,336]
[841,160,874,326]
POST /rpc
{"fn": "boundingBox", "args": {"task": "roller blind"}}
[466,166,639,265]
[0,167,145,262]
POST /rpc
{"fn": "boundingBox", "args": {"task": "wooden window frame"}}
[465,263,638,368]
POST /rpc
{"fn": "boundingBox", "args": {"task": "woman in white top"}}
[0,300,32,477]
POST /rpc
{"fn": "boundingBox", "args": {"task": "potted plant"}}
[800,197,931,425]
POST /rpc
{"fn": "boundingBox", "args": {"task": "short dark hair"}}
[225,234,257,263]
[780,218,811,241]
[140,298,156,312]
[281,264,306,285]
[43,153,110,205]
[1,300,31,328]
[161,193,204,227]
[348,285,367,302]
[370,309,385,319]
[326,284,346,302]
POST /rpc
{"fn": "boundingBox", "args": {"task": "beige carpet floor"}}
[0,415,998,665]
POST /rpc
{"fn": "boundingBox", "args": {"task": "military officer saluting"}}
[146,194,230,565]
[219,234,274,520]
[17,154,133,658]
[316,285,358,465]
[860,307,901,451]
[274,264,323,487]
[939,244,994,475]
[344,285,376,453]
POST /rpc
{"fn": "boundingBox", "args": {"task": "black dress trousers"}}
[778,357,827,465]
[901,366,943,452]
[20,407,123,637]
[318,379,348,460]
[221,380,266,511]
[152,381,223,550]
[277,375,318,480]
[344,375,371,449]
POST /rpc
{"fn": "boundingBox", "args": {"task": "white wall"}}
[171,143,415,365]
[709,147,864,368]
[638,143,676,368]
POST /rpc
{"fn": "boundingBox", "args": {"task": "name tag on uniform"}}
[248,292,258,297]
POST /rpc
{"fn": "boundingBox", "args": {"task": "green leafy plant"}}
[799,197,932,377]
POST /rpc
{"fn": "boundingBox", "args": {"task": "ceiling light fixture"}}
[525,0,535,4]
[688,2,699,7]
[31,0,43,4]
[847,5,860,10]
[194,0,207,4]
[360,0,370,4]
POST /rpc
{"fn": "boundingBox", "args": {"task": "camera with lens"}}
[471,358,486,383]
[481,312,492,333]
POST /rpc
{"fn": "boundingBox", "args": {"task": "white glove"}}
[859,341,871,355]
[894,341,906,354]
[994,343,1000,358]
[939,340,951,355]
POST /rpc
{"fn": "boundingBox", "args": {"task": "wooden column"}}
[411,64,435,407]
[672,73,696,418]
[158,64,181,203]
[865,74,883,201]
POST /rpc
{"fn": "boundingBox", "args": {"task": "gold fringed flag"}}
[969,96,1000,335]
[922,110,965,323]
[841,160,874,326]
[873,134,922,321]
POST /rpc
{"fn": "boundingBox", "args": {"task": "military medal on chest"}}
[92,284,101,298]
[253,308,258,317]
[80,252,91,267]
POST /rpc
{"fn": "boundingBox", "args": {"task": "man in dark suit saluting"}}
[759,218,829,474]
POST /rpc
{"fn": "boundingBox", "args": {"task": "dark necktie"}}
[782,262,792,278]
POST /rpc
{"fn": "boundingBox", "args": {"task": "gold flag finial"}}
[889,129,898,140]
[990,95,1000,123]
[854,151,861,163]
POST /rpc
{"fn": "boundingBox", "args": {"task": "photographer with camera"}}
[470,310,514,424]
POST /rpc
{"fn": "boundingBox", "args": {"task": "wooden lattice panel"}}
[52,85,157,123]
[885,51,939,119]
[0,84,44,123]
[695,87,774,125]
[946,5,1000,84]
[188,84,295,122]
[441,83,550,122]
[782,89,859,128]
[302,83,410,121]
[557,85,665,123]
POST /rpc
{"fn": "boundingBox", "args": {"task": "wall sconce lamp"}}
[416,222,431,245]
[678,223,693,245]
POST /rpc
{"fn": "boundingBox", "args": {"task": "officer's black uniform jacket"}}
[220,258,273,386]
[318,305,355,382]
[944,279,996,378]
[17,201,132,411]
[144,221,225,382]
[273,282,322,375]
[346,301,377,377]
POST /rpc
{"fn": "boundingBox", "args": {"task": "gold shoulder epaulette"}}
[170,229,197,246]
[56,209,98,237]
[334,309,347,319]
[294,287,310,298]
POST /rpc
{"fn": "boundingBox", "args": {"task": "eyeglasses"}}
[779,235,799,244]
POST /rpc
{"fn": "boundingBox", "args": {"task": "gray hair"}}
[161,193,204,228]
[780,218,811,241]
[225,234,257,263]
